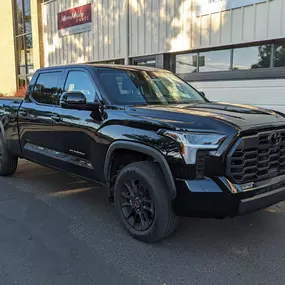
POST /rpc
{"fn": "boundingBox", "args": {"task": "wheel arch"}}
[104,141,176,199]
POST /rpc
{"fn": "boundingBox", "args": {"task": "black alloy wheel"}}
[119,179,155,231]
[114,161,178,242]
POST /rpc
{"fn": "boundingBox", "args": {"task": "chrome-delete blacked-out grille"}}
[227,130,285,184]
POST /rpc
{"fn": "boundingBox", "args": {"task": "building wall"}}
[191,79,285,113]
[40,0,285,113]
[43,0,285,64]
[42,0,127,66]
[0,0,16,94]
[130,0,285,56]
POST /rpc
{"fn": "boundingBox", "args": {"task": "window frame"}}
[29,71,63,106]
[174,40,285,82]
[13,0,33,88]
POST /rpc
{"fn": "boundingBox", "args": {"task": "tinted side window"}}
[32,72,61,105]
[64,71,96,103]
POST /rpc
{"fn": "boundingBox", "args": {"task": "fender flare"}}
[104,141,176,199]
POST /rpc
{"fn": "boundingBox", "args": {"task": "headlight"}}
[160,130,226,164]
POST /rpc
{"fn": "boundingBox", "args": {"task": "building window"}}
[133,58,156,67]
[14,0,33,87]
[98,59,124,65]
[176,53,198,74]
[233,45,271,70]
[199,50,231,72]
[274,42,285,67]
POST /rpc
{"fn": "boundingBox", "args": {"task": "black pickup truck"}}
[1,64,285,242]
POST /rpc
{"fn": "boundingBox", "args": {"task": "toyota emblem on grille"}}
[269,132,282,146]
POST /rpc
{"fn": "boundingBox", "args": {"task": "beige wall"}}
[0,0,16,94]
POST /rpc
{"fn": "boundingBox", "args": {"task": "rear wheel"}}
[114,161,178,242]
[0,135,18,176]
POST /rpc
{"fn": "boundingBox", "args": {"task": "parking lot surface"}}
[0,160,285,285]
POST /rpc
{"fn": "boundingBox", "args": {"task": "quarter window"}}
[64,71,96,103]
[32,72,61,105]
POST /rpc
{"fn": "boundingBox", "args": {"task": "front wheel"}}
[0,135,18,176]
[114,161,178,242]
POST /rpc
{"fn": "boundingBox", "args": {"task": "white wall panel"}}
[128,0,194,56]
[220,10,231,44]
[191,79,285,113]
[281,0,285,35]
[193,0,285,50]
[267,0,282,38]
[231,8,242,44]
[255,3,267,39]
[210,12,220,47]
[201,15,210,47]
[242,5,255,42]
[43,0,126,66]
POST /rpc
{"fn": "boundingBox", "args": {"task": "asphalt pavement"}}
[0,160,285,285]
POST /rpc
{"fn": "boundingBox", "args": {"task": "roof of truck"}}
[37,64,167,73]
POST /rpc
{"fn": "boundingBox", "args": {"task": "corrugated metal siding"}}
[42,0,126,66]
[192,0,285,49]
[129,0,194,56]
[43,0,285,66]
[129,0,285,55]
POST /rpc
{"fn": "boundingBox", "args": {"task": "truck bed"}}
[0,97,23,108]
[0,97,23,117]
[0,96,24,101]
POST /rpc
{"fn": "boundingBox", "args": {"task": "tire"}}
[114,161,178,242]
[0,134,18,176]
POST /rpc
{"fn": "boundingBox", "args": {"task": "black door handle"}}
[51,114,62,122]
[19,110,27,117]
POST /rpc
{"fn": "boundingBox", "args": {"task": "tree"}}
[274,45,285,67]
[251,44,285,69]
[251,45,271,69]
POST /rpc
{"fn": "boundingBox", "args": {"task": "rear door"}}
[18,70,64,165]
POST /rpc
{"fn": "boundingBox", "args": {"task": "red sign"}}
[58,3,92,36]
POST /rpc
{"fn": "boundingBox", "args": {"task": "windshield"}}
[97,68,206,105]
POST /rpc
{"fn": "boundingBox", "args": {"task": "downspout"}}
[124,0,130,65]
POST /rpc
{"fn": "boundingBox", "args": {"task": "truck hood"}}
[124,102,285,133]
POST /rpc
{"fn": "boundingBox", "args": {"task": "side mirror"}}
[61,91,86,106]
[200,91,206,98]
[60,92,100,111]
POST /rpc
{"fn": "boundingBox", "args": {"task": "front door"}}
[18,70,63,165]
[52,69,105,182]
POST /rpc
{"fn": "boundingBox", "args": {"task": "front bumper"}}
[238,186,285,214]
[173,174,285,218]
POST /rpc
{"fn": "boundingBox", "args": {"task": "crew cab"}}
[1,64,285,242]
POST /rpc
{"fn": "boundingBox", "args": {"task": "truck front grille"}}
[227,129,285,184]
